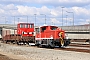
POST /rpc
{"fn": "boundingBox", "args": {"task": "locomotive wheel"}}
[64,39,70,46]
[17,42,20,45]
[89,40,90,44]
[59,45,61,48]
[38,44,43,48]
[4,41,7,43]
[48,40,55,48]
[48,45,54,49]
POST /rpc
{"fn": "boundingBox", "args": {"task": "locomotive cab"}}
[35,25,70,48]
[17,23,35,43]
[17,23,34,36]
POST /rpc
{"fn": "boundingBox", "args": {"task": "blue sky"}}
[0,0,90,26]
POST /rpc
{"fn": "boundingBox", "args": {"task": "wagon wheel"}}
[89,40,90,44]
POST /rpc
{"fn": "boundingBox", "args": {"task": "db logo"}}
[59,32,63,37]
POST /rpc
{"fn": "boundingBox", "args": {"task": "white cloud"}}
[0,9,4,14]
[72,6,90,20]
[39,6,50,14]
[51,10,59,16]
[28,0,90,7]
[17,6,50,15]
[72,7,90,15]
[86,19,90,23]
[17,5,34,15]
[51,18,61,24]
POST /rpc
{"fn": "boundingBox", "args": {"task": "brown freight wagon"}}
[2,34,35,45]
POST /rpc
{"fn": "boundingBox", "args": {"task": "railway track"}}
[55,42,90,53]
[1,41,90,53]
[55,47,90,53]
[31,42,90,53]
[69,42,90,48]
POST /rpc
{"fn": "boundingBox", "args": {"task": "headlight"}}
[29,32,32,34]
[22,32,27,34]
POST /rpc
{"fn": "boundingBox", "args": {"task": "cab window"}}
[51,27,57,30]
[30,24,34,28]
[41,27,46,32]
[20,24,24,28]
[25,24,28,28]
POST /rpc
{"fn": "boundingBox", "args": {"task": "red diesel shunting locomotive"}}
[2,23,35,44]
[35,25,70,48]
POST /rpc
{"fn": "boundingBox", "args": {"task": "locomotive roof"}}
[18,23,34,24]
[40,25,58,28]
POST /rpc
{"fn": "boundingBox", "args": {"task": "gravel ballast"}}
[0,42,90,60]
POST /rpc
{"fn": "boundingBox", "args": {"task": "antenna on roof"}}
[43,24,47,26]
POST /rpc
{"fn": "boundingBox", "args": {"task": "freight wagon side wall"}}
[2,30,10,37]
[10,29,17,34]
[2,28,17,37]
